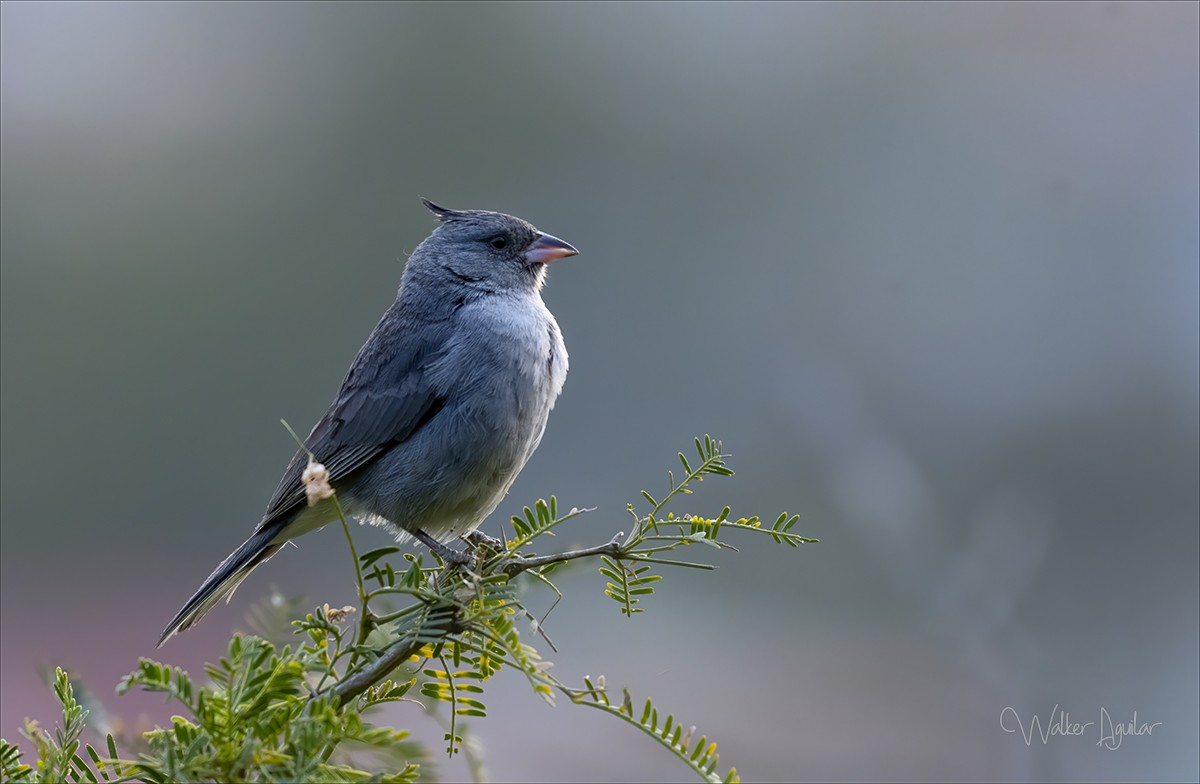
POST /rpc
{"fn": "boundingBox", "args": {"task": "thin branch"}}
[497,532,625,577]
[330,635,427,708]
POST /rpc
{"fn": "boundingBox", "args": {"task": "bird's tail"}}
[158,526,284,647]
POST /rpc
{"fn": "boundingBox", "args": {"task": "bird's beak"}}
[524,232,579,265]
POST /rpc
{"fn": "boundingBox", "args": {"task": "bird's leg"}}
[412,529,471,566]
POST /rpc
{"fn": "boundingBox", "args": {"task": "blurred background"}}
[2,2,1197,781]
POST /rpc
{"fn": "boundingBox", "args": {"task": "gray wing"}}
[258,309,450,527]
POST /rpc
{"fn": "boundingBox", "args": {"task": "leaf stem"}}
[331,495,373,662]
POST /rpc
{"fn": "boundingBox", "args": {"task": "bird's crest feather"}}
[420,197,464,222]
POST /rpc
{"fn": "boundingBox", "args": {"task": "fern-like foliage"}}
[599,555,661,616]
[3,435,812,783]
[316,435,809,777]
[504,496,591,554]
[572,676,738,784]
[108,633,419,783]
[495,436,815,618]
[1,668,126,784]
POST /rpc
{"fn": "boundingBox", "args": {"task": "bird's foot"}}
[463,530,504,553]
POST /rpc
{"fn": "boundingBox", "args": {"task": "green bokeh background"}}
[2,2,1197,781]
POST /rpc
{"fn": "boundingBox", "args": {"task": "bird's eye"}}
[488,236,508,250]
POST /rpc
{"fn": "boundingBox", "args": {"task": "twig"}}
[331,635,427,708]
[497,532,626,577]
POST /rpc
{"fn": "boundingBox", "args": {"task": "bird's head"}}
[408,198,578,294]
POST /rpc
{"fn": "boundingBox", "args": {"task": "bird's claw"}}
[463,531,503,552]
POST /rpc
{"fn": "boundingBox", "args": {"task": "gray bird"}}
[159,199,576,646]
